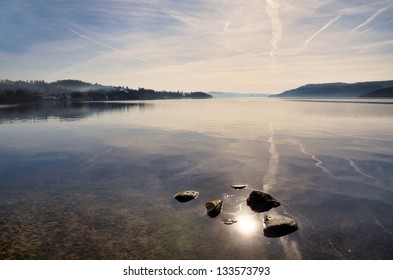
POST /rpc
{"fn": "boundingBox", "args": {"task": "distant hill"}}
[0,79,212,104]
[48,79,107,92]
[273,80,393,98]
[361,86,393,98]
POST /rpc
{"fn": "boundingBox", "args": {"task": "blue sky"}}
[1,0,392,93]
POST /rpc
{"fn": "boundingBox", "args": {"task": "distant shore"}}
[0,79,212,104]
[271,80,393,99]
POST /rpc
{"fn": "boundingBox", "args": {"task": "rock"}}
[174,190,199,202]
[230,184,247,190]
[223,218,237,225]
[246,190,281,212]
[205,200,223,218]
[263,214,298,238]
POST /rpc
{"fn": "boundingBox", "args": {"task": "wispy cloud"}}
[348,1,393,35]
[296,13,342,54]
[224,21,230,33]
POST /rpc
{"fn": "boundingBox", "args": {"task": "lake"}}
[1,98,392,260]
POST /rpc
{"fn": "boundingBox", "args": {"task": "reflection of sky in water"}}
[0,100,393,259]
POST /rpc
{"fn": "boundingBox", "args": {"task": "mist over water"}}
[1,99,392,259]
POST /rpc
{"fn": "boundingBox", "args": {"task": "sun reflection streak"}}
[236,214,260,235]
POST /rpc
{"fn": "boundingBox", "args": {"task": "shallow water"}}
[0,99,392,259]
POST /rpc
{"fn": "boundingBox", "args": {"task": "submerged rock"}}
[223,218,238,225]
[230,184,248,190]
[174,190,199,202]
[205,200,223,218]
[263,214,298,238]
[246,190,281,212]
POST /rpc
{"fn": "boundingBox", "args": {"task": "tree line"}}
[0,79,212,104]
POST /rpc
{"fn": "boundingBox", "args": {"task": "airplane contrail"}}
[68,28,147,62]
[296,14,342,54]
[265,0,283,58]
[349,1,393,35]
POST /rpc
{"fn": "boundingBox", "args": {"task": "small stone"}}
[263,214,298,238]
[174,190,199,202]
[205,200,223,218]
[246,190,281,212]
[223,218,238,225]
[230,184,247,190]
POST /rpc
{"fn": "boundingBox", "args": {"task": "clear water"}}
[0,99,392,260]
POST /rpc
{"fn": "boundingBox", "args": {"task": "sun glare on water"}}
[236,214,261,235]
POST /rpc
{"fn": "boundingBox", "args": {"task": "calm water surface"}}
[1,99,392,259]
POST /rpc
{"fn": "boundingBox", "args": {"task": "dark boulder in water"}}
[205,200,223,218]
[263,214,298,238]
[246,190,280,212]
[174,190,199,202]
